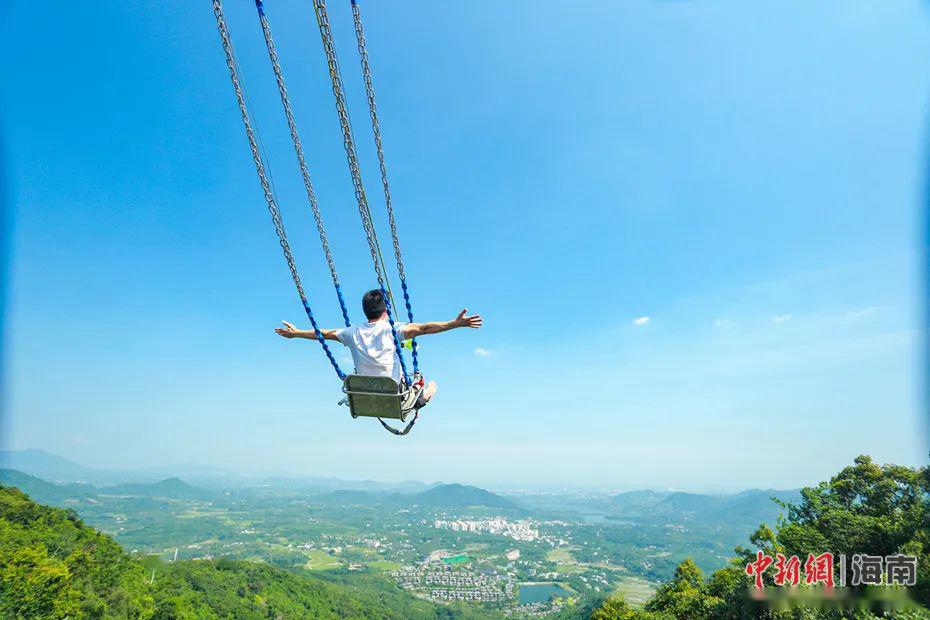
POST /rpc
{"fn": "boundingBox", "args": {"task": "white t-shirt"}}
[335,320,408,383]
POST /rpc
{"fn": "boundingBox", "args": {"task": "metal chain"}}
[213,0,346,380]
[312,0,382,282]
[255,1,350,327]
[350,0,419,374]
[350,0,404,282]
[311,0,411,385]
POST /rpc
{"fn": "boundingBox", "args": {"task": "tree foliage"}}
[0,485,154,618]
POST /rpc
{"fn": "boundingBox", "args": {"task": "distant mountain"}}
[0,449,444,494]
[611,489,670,510]
[316,484,521,512]
[412,484,520,511]
[602,487,803,533]
[0,469,95,505]
[654,489,801,519]
[718,489,801,522]
[0,470,215,505]
[0,449,99,483]
[266,476,435,495]
[318,489,388,504]
[99,477,215,501]
[655,492,723,514]
[605,487,801,531]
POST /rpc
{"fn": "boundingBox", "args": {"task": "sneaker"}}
[416,381,438,408]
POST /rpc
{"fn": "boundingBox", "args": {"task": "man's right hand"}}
[275,321,300,338]
[453,309,483,329]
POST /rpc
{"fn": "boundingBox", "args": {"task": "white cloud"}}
[474,348,492,357]
[633,316,650,326]
[772,314,793,324]
[843,307,877,320]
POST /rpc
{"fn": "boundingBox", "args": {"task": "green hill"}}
[0,469,94,505]
[0,485,500,619]
[718,488,800,523]
[99,476,214,501]
[0,469,216,504]
[413,483,520,511]
[607,487,801,535]
[0,484,154,618]
[610,489,670,510]
[318,489,394,504]
[317,483,521,512]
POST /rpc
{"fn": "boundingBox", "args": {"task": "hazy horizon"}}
[1,447,810,495]
[2,1,927,491]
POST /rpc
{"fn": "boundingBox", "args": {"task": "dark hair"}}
[362,289,387,320]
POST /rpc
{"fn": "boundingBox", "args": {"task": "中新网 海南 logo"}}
[745,552,917,588]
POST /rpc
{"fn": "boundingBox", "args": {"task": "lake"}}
[518,583,571,604]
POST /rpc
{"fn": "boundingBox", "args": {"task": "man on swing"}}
[275,289,483,409]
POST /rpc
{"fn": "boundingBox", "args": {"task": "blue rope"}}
[300,297,346,380]
[380,284,411,385]
[399,279,419,374]
[255,0,265,16]
[334,284,351,328]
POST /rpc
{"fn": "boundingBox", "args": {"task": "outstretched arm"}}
[403,309,483,339]
[275,321,340,342]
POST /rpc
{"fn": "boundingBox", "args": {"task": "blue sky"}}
[1,0,927,491]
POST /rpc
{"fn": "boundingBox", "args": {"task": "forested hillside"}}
[0,485,153,618]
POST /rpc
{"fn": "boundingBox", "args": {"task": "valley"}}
[0,450,799,616]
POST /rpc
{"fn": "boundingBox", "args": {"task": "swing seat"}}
[341,374,420,421]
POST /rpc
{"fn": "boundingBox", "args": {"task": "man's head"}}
[362,289,387,321]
